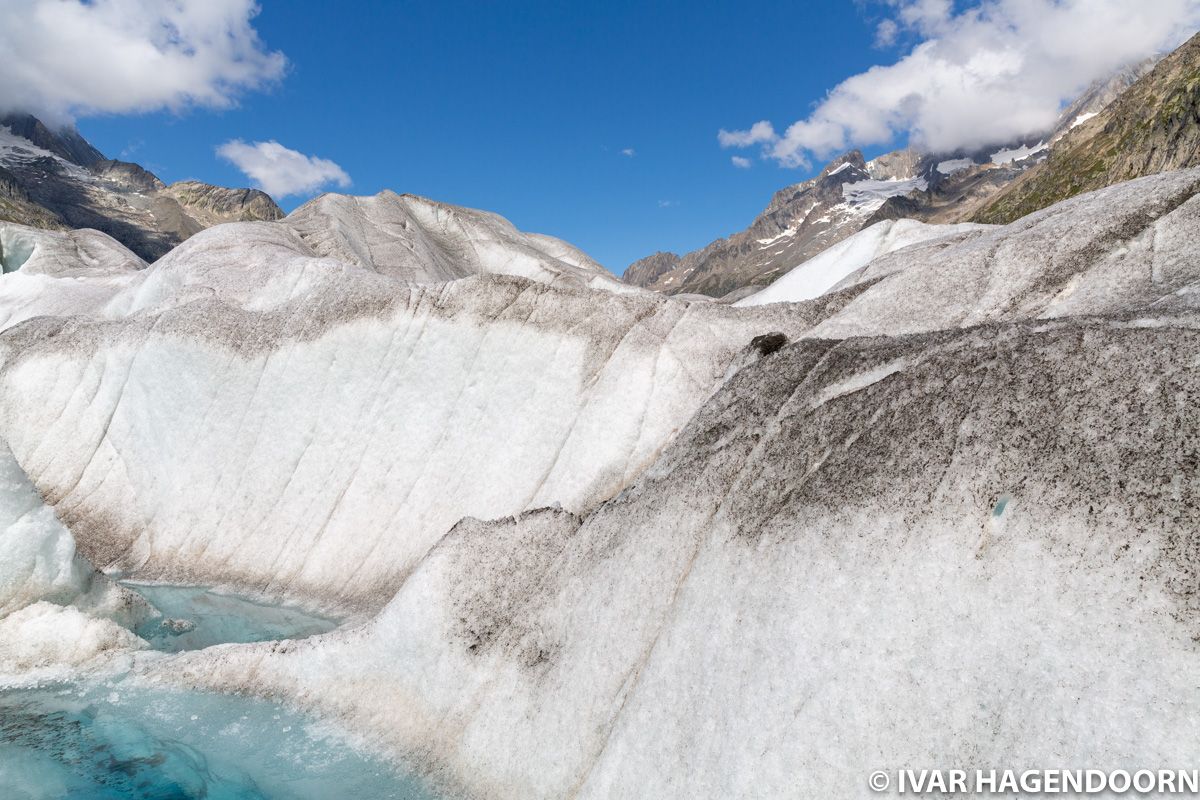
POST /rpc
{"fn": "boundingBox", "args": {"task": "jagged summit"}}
[623,145,940,297]
[0,112,105,168]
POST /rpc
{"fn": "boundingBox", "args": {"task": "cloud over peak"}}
[217,140,351,198]
[720,0,1200,167]
[0,0,285,123]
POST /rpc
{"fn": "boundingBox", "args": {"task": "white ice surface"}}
[279,191,631,292]
[164,319,1200,800]
[0,224,144,332]
[0,439,145,682]
[1,266,804,610]
[0,601,142,677]
[2,169,1200,799]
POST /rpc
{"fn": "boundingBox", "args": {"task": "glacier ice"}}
[0,438,148,682]
[0,171,1199,798]
[0,224,144,332]
[171,316,1200,799]
[734,218,991,306]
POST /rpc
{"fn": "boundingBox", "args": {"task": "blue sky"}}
[8,1,1195,273]
[72,1,890,272]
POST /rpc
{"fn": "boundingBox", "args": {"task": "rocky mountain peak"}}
[0,112,285,260]
[0,112,104,168]
[819,149,867,178]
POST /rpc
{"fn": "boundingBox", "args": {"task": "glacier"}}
[0,172,1198,798]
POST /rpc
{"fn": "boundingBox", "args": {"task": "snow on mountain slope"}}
[734,219,990,306]
[839,175,929,212]
[282,190,632,292]
[170,313,1200,799]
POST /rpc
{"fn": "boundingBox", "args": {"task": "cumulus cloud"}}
[721,0,1200,167]
[621,147,636,157]
[731,156,752,169]
[717,121,776,148]
[0,0,285,123]
[217,140,351,198]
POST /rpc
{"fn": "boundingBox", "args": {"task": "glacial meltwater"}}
[120,582,339,653]
[0,585,440,799]
[0,678,436,799]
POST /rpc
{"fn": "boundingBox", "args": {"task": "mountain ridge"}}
[625,57,1161,298]
[0,112,284,261]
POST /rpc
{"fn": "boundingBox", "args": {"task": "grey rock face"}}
[89,159,166,193]
[161,181,284,226]
[625,148,1024,297]
[629,151,910,297]
[622,250,680,286]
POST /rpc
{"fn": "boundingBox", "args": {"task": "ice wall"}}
[0,274,809,611]
[0,439,145,677]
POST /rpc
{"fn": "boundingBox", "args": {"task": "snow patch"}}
[1070,112,1099,129]
[841,177,928,214]
[756,226,799,246]
[991,141,1048,165]
[936,158,974,175]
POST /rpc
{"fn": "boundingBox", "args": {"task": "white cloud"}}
[0,0,285,123]
[217,140,350,198]
[658,199,678,208]
[731,156,752,169]
[721,0,1200,166]
[718,121,776,148]
[621,147,636,157]
[874,18,900,48]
